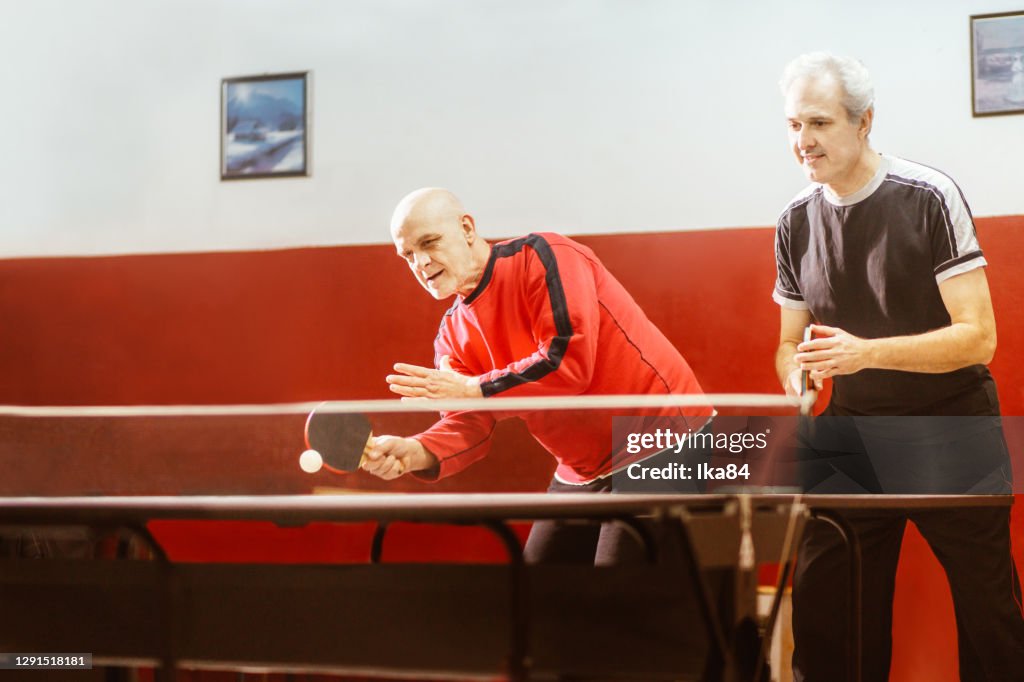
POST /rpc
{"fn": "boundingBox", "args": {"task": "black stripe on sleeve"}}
[478,234,575,396]
[934,250,984,276]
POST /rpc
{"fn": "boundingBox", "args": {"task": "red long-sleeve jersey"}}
[413,233,711,484]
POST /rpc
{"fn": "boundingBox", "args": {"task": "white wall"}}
[0,0,1021,257]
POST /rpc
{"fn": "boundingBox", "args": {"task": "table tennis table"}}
[0,493,1012,682]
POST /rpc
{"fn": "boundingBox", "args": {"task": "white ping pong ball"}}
[299,449,323,473]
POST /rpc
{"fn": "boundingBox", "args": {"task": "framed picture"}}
[971,11,1024,117]
[221,72,309,179]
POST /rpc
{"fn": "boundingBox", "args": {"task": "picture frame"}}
[970,11,1024,117]
[221,72,309,179]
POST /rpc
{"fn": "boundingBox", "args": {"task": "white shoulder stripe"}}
[883,156,979,263]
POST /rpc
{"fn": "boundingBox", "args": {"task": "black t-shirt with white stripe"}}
[773,155,998,416]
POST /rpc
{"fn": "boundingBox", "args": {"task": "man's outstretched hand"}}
[386,355,483,400]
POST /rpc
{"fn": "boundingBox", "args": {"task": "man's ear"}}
[859,107,874,139]
[461,214,477,243]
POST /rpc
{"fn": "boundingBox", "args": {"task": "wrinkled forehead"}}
[391,214,443,252]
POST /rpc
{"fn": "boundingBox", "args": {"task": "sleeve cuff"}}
[773,290,809,310]
[935,256,987,284]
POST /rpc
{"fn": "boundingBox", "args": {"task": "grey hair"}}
[780,52,875,121]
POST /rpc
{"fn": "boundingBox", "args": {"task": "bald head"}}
[390,188,466,238]
[390,188,490,300]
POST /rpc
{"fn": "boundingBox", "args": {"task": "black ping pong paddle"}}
[799,326,816,417]
[304,404,375,474]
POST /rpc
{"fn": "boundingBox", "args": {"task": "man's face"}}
[392,215,477,300]
[785,75,870,193]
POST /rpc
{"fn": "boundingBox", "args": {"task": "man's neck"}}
[456,243,492,297]
[826,149,881,198]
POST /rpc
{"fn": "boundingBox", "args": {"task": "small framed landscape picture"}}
[971,11,1024,117]
[221,72,309,179]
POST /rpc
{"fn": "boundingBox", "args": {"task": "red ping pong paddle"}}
[304,405,376,474]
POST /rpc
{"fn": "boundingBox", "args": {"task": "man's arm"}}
[796,268,996,380]
[373,350,497,479]
[777,306,814,396]
[362,408,498,481]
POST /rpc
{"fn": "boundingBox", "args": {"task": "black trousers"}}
[523,476,650,566]
[524,440,709,566]
[792,505,1024,682]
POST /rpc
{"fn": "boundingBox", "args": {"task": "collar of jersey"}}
[821,154,891,207]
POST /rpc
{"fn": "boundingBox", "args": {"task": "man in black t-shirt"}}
[774,52,1024,681]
